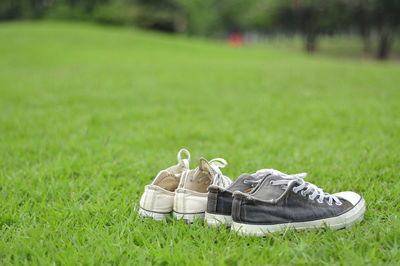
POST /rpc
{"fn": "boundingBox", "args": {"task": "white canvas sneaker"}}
[138,149,190,220]
[173,157,232,223]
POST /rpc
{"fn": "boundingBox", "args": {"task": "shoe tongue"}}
[197,158,214,185]
[198,157,215,175]
[250,175,288,201]
[200,158,227,175]
[227,173,258,193]
[198,157,231,186]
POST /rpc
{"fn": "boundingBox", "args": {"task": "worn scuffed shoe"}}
[205,174,263,227]
[138,149,190,220]
[231,169,366,236]
[173,157,232,223]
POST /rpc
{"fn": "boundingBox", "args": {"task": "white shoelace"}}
[209,158,232,187]
[254,169,342,206]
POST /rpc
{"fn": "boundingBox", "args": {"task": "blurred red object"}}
[228,34,244,47]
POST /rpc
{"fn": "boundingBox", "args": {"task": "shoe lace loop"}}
[177,148,190,169]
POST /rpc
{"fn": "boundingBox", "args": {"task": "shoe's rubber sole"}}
[173,211,205,223]
[205,212,232,227]
[138,207,170,221]
[232,198,366,236]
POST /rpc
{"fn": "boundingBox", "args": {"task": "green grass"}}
[0,21,400,265]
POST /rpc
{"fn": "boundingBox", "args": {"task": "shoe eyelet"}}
[269,180,274,185]
[301,191,306,197]
[336,201,342,206]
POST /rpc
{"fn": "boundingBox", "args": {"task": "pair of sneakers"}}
[138,149,232,223]
[139,149,366,236]
[206,169,366,236]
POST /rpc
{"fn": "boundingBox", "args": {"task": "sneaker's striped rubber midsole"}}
[205,212,232,227]
[138,207,171,221]
[173,211,205,223]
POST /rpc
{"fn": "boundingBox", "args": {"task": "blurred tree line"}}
[1,0,399,60]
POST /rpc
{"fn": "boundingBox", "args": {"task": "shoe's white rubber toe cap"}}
[334,191,361,206]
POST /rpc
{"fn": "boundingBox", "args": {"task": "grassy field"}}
[0,21,399,264]
[260,35,400,60]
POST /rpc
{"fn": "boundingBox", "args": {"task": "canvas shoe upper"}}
[205,173,263,226]
[231,169,366,236]
[173,157,232,223]
[138,149,190,220]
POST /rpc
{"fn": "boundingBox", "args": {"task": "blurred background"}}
[1,0,400,60]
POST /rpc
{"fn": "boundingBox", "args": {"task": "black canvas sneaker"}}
[231,169,366,236]
[205,173,263,226]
